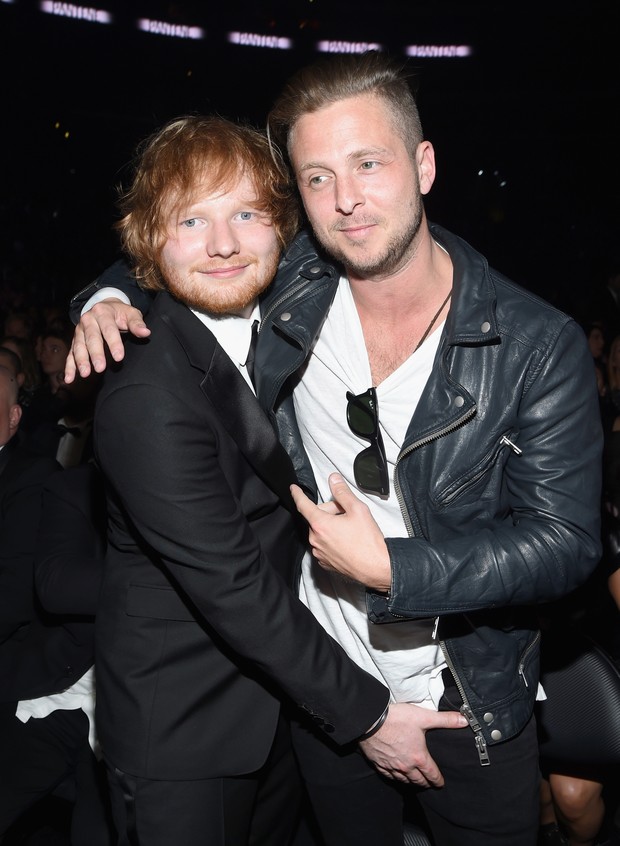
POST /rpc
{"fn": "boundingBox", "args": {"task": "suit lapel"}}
[204,346,298,509]
[157,294,298,512]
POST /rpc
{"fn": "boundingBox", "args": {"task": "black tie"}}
[246,319,259,387]
[56,423,82,438]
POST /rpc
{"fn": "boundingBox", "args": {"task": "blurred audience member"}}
[0,361,60,654]
[1,335,42,409]
[53,372,101,468]
[607,335,620,417]
[586,261,620,349]
[3,311,35,344]
[538,770,605,846]
[585,319,607,367]
[536,569,620,846]
[0,346,24,390]
[581,320,614,433]
[20,324,73,437]
[0,461,114,846]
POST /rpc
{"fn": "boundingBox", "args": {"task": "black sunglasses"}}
[346,387,390,497]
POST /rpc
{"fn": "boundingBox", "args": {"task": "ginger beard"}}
[160,249,280,316]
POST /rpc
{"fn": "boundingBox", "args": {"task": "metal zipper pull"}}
[500,435,522,455]
[475,734,491,766]
[460,705,491,766]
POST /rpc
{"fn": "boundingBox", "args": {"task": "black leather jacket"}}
[254,223,603,763]
[72,223,603,763]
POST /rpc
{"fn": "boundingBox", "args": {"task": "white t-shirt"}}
[294,278,447,708]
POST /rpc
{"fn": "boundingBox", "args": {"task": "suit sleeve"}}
[68,259,154,325]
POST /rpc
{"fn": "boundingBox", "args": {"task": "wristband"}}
[359,703,389,740]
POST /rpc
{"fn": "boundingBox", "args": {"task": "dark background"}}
[2,0,619,320]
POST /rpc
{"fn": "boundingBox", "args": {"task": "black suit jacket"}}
[94,292,388,781]
[0,434,61,655]
[0,457,106,702]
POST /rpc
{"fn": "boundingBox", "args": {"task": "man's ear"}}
[417,140,436,196]
[9,403,22,431]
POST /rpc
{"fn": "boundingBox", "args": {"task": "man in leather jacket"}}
[66,53,602,846]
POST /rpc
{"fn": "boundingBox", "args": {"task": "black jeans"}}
[291,680,540,846]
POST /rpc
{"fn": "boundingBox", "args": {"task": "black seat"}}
[537,628,620,766]
[403,821,433,846]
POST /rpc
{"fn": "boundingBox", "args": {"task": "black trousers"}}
[0,702,114,846]
[291,685,541,846]
[105,713,302,846]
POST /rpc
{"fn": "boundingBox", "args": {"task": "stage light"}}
[405,44,473,58]
[39,2,112,24]
[316,40,382,54]
[137,18,204,39]
[228,31,292,50]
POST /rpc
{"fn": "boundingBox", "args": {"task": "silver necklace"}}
[414,289,452,352]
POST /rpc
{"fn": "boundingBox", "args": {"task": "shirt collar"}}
[190,302,261,367]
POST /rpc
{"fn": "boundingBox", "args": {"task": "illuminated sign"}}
[39,2,112,23]
[137,18,205,39]
[228,31,292,50]
[405,44,473,58]
[316,40,382,53]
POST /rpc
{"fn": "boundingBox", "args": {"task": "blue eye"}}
[182,218,197,228]
[239,212,253,221]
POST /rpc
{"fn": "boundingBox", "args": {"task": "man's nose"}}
[206,221,240,257]
[334,175,365,215]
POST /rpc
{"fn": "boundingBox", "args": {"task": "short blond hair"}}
[267,51,423,161]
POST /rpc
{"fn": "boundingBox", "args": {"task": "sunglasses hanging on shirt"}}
[346,386,390,497]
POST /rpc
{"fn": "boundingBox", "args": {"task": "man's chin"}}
[177,279,273,316]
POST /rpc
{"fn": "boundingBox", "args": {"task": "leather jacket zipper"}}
[437,429,519,506]
[393,407,492,765]
[518,629,541,688]
[394,405,477,536]
[259,278,311,329]
[440,639,491,767]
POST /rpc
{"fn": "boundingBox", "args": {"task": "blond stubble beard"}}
[320,200,424,281]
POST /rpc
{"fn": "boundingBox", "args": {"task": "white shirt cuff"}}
[81,287,130,316]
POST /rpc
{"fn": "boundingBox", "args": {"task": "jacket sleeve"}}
[380,319,603,619]
[68,259,154,325]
